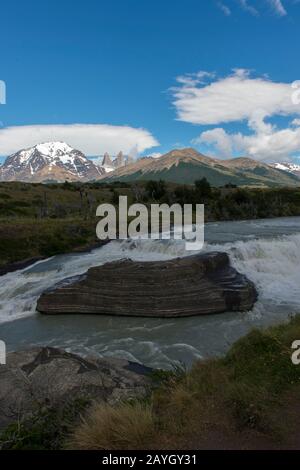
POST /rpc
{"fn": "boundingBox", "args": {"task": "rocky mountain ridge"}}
[101,148,300,187]
[1,143,300,187]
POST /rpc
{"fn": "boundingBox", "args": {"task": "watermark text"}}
[291,340,300,365]
[0,80,6,105]
[96,196,204,251]
[0,340,6,365]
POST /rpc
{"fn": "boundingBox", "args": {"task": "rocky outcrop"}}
[114,151,125,168]
[37,252,258,317]
[102,152,113,166]
[0,347,152,430]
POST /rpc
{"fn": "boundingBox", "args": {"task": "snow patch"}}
[272,162,300,173]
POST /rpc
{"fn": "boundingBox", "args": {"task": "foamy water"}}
[1,216,300,368]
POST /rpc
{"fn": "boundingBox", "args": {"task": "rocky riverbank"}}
[0,347,152,432]
[2,316,300,450]
[37,252,258,317]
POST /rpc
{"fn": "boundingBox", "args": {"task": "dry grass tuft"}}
[67,402,155,450]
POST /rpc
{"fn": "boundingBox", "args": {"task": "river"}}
[1,216,300,369]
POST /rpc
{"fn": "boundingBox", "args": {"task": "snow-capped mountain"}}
[271,162,300,177]
[0,142,104,182]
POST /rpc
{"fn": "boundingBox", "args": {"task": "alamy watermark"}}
[0,340,6,365]
[96,196,204,251]
[0,80,6,105]
[291,340,300,365]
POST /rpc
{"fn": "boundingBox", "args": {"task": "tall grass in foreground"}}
[67,403,155,450]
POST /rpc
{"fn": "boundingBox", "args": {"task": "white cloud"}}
[238,0,259,16]
[266,0,287,16]
[176,71,215,87]
[236,126,300,161]
[172,69,300,125]
[197,125,300,161]
[0,124,159,156]
[217,2,232,16]
[173,69,300,161]
[192,128,233,157]
[216,0,291,17]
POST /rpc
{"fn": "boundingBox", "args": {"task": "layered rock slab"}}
[37,252,257,317]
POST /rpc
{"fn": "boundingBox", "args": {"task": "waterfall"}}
[1,218,300,367]
[1,226,300,326]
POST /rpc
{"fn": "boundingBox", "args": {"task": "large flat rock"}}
[37,252,257,317]
[0,347,152,430]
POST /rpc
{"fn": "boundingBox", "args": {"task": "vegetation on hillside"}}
[1,179,300,268]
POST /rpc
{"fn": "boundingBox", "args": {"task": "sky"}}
[1,0,300,163]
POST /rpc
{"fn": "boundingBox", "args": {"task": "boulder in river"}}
[37,252,258,317]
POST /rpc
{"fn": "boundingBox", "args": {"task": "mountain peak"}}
[0,141,104,182]
[15,141,79,165]
[35,141,74,154]
[164,147,203,158]
[160,147,216,166]
[102,152,113,166]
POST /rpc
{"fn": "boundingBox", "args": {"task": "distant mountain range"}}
[101,148,300,187]
[1,143,300,187]
[0,142,104,182]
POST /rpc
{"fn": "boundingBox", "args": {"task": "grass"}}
[67,403,155,450]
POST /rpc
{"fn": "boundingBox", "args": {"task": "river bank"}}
[1,315,300,450]
[68,314,300,450]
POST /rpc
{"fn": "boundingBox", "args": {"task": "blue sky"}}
[1,0,300,162]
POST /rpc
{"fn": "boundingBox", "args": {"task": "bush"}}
[194,177,212,198]
[0,399,89,450]
[145,180,166,200]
